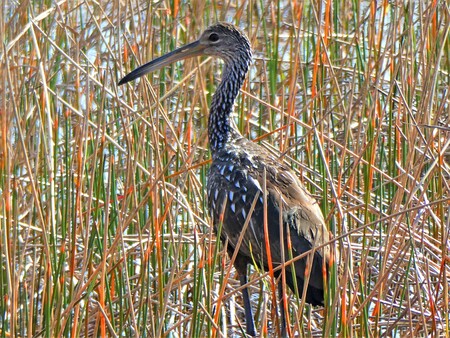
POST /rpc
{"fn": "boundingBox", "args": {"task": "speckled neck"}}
[208,51,252,153]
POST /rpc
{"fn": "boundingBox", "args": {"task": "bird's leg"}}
[278,282,287,337]
[239,272,256,337]
[234,255,256,337]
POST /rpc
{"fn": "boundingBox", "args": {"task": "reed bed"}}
[1,0,449,337]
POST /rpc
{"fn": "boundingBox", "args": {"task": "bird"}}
[119,22,330,337]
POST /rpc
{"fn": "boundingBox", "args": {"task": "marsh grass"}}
[1,0,449,337]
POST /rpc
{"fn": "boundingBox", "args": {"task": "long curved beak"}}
[118,40,206,85]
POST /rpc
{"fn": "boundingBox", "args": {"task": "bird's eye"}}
[209,33,220,42]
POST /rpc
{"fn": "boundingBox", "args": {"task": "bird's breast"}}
[206,149,267,248]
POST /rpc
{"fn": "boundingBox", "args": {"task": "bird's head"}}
[118,22,252,85]
[197,22,252,63]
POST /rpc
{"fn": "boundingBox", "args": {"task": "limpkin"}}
[119,22,330,336]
